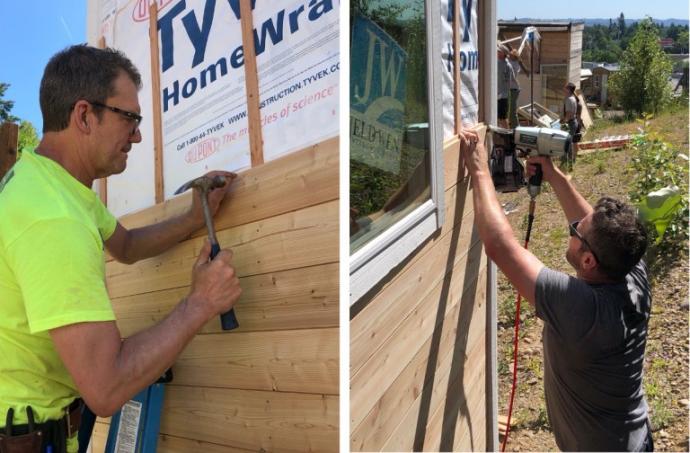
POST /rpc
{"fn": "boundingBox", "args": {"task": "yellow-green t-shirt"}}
[0,150,117,446]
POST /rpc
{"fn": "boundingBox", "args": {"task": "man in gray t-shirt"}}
[536,261,651,451]
[457,130,652,452]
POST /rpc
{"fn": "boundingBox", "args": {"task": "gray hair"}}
[40,44,141,133]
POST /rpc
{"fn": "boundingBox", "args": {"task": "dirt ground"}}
[496,109,689,452]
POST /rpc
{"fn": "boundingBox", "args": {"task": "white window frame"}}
[350,0,445,304]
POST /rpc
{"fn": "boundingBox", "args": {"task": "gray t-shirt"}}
[509,59,521,90]
[564,94,577,118]
[497,58,513,100]
[535,261,651,451]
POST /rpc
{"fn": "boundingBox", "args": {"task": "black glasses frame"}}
[89,101,142,134]
[569,220,600,263]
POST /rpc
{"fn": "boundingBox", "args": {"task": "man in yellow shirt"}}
[0,45,242,452]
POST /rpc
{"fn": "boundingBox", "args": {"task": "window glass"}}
[350,0,431,254]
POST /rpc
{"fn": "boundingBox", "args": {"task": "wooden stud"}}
[239,0,264,166]
[0,122,18,180]
[149,2,165,203]
[97,36,108,205]
[453,0,462,133]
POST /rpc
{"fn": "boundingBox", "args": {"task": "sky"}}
[0,1,687,136]
[0,1,86,134]
[498,0,689,21]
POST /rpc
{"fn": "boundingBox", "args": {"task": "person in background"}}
[497,44,514,129]
[508,49,528,128]
[563,82,583,161]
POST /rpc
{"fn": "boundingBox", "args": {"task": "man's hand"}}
[187,240,242,319]
[190,170,238,223]
[458,129,487,175]
[526,156,560,183]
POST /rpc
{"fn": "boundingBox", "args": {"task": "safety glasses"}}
[89,101,142,136]
[569,220,600,263]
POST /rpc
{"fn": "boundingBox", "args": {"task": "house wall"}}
[568,25,585,89]
[348,1,495,450]
[501,25,584,116]
[350,135,488,452]
[91,138,339,452]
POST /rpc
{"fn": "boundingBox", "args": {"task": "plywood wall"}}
[93,138,339,452]
[350,136,488,452]
[569,25,585,88]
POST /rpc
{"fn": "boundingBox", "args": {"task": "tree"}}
[609,19,673,116]
[0,82,18,123]
[618,13,626,36]
[18,120,39,153]
[675,29,689,53]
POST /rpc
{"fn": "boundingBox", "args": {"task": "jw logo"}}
[351,16,406,111]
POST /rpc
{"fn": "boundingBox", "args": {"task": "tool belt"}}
[0,399,83,453]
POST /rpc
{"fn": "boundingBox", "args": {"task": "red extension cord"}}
[501,200,536,452]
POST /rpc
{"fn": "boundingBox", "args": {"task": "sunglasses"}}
[569,220,600,263]
[89,101,142,136]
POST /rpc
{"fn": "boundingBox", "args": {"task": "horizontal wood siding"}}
[350,137,488,452]
[93,140,339,452]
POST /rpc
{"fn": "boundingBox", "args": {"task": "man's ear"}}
[582,252,598,271]
[73,100,91,133]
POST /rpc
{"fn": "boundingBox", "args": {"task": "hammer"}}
[175,175,239,330]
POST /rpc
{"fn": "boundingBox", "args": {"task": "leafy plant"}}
[627,123,689,259]
[609,19,673,117]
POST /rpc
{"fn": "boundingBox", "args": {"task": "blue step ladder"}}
[78,369,172,453]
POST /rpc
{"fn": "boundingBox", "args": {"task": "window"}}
[350,0,444,302]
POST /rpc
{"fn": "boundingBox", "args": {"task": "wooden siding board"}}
[414,367,486,452]
[111,263,338,336]
[157,434,258,453]
[160,386,338,452]
[351,251,487,451]
[112,138,338,235]
[350,236,485,431]
[106,201,338,300]
[351,182,475,375]
[380,327,487,452]
[171,327,338,394]
[91,387,337,453]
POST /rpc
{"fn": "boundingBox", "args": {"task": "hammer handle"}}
[209,242,240,331]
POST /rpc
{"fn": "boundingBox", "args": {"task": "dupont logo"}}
[185,138,221,163]
[132,0,175,22]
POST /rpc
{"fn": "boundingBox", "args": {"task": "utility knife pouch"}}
[0,431,44,453]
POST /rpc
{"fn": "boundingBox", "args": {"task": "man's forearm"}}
[470,167,518,255]
[123,211,204,262]
[548,167,593,222]
[104,297,208,414]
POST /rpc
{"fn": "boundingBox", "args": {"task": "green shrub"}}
[628,125,689,259]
